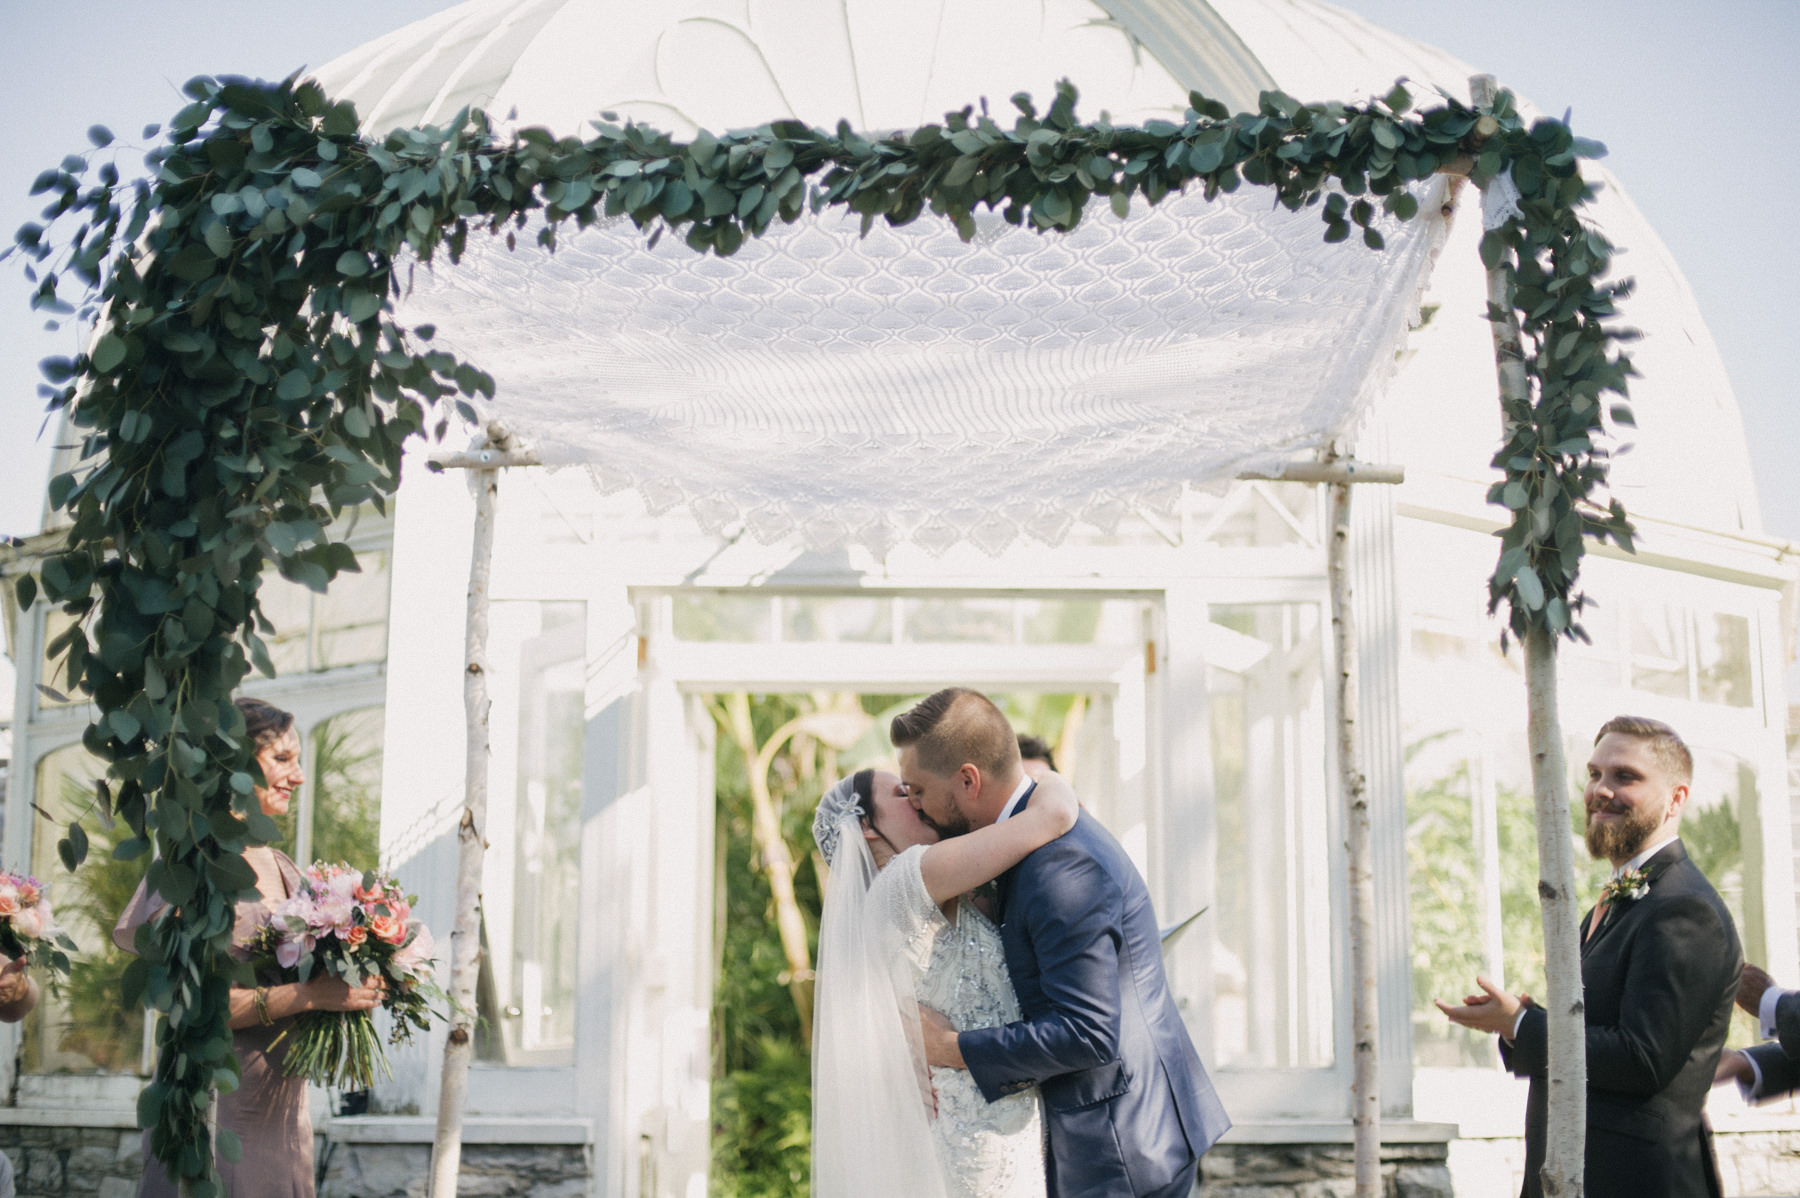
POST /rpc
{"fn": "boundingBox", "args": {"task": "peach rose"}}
[15,880,41,907]
[0,889,19,919]
[369,913,406,945]
[342,924,368,948]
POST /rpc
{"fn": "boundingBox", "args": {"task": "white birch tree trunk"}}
[1524,628,1586,1197]
[1470,72,1586,1194]
[1327,475,1380,1198]
[429,428,507,1197]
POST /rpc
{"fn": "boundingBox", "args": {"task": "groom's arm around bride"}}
[895,689,1230,1198]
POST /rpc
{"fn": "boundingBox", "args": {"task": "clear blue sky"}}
[1,0,1794,543]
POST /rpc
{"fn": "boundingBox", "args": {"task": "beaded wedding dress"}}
[875,845,1047,1198]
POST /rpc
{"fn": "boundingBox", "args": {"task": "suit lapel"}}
[993,780,1038,924]
[1583,840,1686,956]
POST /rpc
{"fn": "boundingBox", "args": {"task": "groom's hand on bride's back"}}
[920,1005,966,1070]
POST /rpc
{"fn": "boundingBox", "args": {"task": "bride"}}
[810,766,1078,1198]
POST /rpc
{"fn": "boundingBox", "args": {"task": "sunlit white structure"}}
[1,1,1793,1196]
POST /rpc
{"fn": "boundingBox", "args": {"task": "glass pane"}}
[781,596,893,643]
[35,609,85,710]
[901,597,1015,644]
[1208,603,1334,1069]
[673,594,771,642]
[308,708,385,868]
[1685,751,1761,1046]
[1200,482,1317,548]
[24,745,148,1075]
[1629,603,1689,699]
[477,601,585,1066]
[1695,613,1754,708]
[257,574,315,676]
[1563,594,1623,691]
[315,548,392,669]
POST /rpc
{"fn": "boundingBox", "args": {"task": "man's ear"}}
[958,764,981,798]
[1666,781,1691,823]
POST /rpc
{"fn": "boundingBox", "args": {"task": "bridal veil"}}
[811,805,949,1198]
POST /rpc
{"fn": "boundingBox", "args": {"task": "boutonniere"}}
[1601,868,1650,904]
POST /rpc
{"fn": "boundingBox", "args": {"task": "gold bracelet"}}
[253,986,273,1026]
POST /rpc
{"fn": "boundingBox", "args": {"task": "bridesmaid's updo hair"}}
[235,697,295,748]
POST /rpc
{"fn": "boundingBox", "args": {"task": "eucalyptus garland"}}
[9,71,1632,1187]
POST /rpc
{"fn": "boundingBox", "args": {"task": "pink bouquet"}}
[0,871,74,982]
[248,862,440,1088]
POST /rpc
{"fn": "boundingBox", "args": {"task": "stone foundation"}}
[0,1124,144,1198]
[0,1127,590,1198]
[1200,1141,1453,1198]
[0,1125,1468,1198]
[1707,1129,1800,1197]
[318,1144,589,1198]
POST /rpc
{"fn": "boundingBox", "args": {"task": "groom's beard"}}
[918,807,973,839]
[1584,797,1666,862]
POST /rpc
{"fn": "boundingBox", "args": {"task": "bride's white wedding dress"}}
[875,845,1047,1198]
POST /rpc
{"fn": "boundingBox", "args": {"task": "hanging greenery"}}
[8,69,1633,1187]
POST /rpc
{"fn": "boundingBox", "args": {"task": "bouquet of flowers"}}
[247,862,441,1088]
[0,871,75,983]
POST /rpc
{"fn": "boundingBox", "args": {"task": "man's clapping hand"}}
[1435,976,1529,1039]
[1737,963,1775,1018]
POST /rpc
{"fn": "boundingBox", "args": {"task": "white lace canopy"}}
[402,176,1449,555]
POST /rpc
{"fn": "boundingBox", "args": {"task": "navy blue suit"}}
[959,795,1230,1197]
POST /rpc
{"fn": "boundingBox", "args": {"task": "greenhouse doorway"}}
[644,589,1161,1196]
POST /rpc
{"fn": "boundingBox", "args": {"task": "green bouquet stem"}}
[271,1009,392,1090]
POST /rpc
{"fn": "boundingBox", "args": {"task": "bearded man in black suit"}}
[1438,715,1741,1198]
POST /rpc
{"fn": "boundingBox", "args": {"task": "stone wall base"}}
[0,1127,1462,1198]
[318,1143,589,1198]
[0,1128,590,1198]
[0,1123,143,1198]
[1200,1141,1452,1198]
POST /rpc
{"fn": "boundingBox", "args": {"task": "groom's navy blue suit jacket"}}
[960,793,1230,1197]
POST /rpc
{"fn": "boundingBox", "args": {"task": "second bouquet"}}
[248,862,440,1089]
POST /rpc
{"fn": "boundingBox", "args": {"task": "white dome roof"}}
[313,0,1761,536]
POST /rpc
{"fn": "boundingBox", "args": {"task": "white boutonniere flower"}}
[1601,867,1650,904]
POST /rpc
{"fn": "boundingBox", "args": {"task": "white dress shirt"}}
[994,776,1035,824]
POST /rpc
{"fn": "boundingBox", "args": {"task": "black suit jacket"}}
[959,798,1230,1197]
[1499,840,1740,1198]
[1743,990,1800,1096]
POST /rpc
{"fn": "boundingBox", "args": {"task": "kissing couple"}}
[809,688,1230,1198]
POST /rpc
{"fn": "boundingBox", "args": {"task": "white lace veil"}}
[811,778,948,1198]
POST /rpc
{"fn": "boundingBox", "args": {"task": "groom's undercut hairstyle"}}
[890,688,1020,780]
[1596,715,1693,785]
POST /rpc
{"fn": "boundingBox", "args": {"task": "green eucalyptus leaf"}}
[91,333,128,374]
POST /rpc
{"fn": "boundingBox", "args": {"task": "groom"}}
[895,688,1230,1197]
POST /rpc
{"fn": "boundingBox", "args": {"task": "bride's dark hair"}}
[851,768,877,834]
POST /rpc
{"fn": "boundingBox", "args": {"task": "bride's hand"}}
[919,1005,966,1070]
[1027,771,1080,838]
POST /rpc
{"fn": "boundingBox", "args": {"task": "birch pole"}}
[1471,73,1586,1198]
[429,422,511,1197]
[1326,467,1379,1198]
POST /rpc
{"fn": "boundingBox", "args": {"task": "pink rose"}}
[10,905,44,941]
[394,922,435,975]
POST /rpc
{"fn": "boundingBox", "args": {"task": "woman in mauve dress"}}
[116,697,385,1198]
